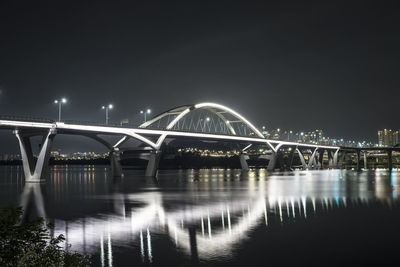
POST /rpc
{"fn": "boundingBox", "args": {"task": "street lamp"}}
[140,108,151,123]
[288,130,293,141]
[102,104,113,125]
[54,98,67,121]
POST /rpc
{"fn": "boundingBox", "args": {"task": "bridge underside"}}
[11,129,345,183]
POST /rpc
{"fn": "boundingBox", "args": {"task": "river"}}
[0,166,399,266]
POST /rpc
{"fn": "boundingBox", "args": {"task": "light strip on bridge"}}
[0,120,340,150]
[0,120,54,129]
[57,123,340,150]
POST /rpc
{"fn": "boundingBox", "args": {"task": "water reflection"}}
[20,182,46,220]
[11,168,400,266]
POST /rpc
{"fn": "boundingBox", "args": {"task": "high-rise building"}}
[303,130,323,144]
[394,130,400,146]
[378,129,399,146]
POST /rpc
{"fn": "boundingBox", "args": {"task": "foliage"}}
[0,205,90,267]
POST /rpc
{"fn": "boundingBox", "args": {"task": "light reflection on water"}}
[0,166,400,266]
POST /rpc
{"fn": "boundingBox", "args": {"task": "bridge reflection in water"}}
[15,167,400,266]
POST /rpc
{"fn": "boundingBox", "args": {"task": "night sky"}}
[0,1,399,152]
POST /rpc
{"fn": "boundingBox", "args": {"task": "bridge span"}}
[0,102,396,182]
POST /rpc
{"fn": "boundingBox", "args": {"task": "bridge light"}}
[140,108,151,123]
[206,117,210,122]
[54,98,67,121]
[102,104,113,125]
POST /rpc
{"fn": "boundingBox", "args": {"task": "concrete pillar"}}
[267,152,277,171]
[278,153,285,171]
[15,130,55,182]
[308,148,318,169]
[338,151,346,169]
[363,152,368,170]
[388,150,393,171]
[318,149,325,169]
[313,157,318,169]
[239,153,249,171]
[287,147,296,170]
[333,149,339,168]
[110,148,123,177]
[356,150,361,171]
[328,151,333,168]
[145,150,161,177]
[296,149,307,169]
[20,137,35,174]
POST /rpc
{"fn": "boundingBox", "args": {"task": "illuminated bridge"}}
[0,102,396,182]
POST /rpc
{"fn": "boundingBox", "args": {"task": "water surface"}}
[0,166,399,266]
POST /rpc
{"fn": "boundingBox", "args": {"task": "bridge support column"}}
[278,153,285,171]
[356,150,361,171]
[308,148,318,170]
[296,149,307,170]
[14,129,55,182]
[339,151,346,169]
[145,150,161,177]
[239,153,249,171]
[267,152,277,171]
[328,151,333,168]
[287,148,295,170]
[110,148,123,177]
[388,150,393,171]
[318,149,325,169]
[313,157,318,169]
[333,149,339,168]
[363,152,368,170]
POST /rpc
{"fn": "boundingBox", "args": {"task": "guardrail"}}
[0,115,54,123]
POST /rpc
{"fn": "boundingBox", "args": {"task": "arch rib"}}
[141,102,264,139]
[194,103,264,138]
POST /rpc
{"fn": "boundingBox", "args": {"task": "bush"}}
[0,206,90,266]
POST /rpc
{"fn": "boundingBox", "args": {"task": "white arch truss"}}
[140,102,265,139]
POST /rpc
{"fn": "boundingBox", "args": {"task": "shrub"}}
[0,206,90,266]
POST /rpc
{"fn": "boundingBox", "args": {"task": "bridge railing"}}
[0,115,55,123]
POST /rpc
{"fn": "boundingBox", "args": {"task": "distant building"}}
[394,130,400,146]
[303,130,323,144]
[378,129,399,146]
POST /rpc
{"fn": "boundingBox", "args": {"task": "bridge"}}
[0,102,397,182]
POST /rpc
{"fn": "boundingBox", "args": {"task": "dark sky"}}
[0,1,399,152]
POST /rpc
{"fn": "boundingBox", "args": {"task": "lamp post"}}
[140,109,151,123]
[288,130,293,141]
[102,104,113,125]
[54,98,67,121]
